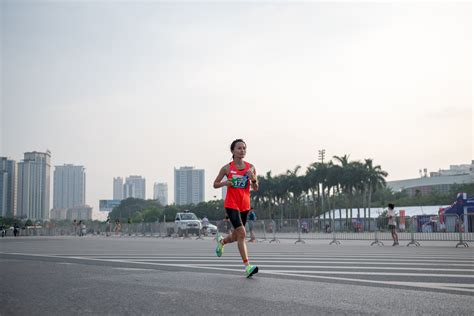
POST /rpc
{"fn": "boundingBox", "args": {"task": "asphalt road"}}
[1,236,473,315]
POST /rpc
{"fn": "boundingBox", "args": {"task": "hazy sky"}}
[1,1,472,219]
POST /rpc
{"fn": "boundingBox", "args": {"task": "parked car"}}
[175,212,202,237]
[205,223,218,235]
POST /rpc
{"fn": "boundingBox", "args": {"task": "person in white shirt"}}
[202,216,209,236]
[387,203,399,246]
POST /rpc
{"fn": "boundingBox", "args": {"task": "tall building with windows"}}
[153,182,168,206]
[0,157,17,218]
[53,164,86,209]
[124,175,146,199]
[174,167,204,205]
[113,177,124,200]
[17,151,51,220]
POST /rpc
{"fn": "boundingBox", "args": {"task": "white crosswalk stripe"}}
[68,250,474,294]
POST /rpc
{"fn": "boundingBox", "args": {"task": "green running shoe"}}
[215,234,224,257]
[245,265,259,278]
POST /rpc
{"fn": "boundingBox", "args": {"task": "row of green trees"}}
[0,217,34,227]
[105,155,389,223]
[2,154,472,225]
[104,180,472,224]
[252,155,388,221]
[0,217,104,229]
[103,155,388,223]
[108,198,226,222]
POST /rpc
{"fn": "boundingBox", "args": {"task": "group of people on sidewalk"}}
[0,223,20,237]
[72,219,87,236]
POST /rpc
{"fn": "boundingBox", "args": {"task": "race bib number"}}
[231,175,249,188]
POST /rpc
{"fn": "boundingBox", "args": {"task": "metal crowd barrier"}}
[244,214,473,247]
[4,213,472,248]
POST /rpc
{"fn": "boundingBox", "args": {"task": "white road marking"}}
[261,272,474,294]
[99,258,473,267]
[2,252,473,294]
[175,263,473,272]
[24,253,474,260]
[114,267,154,271]
[100,259,474,294]
[233,269,474,278]
[79,255,474,263]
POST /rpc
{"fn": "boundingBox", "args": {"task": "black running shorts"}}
[226,208,249,229]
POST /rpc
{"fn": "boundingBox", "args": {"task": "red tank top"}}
[224,161,251,212]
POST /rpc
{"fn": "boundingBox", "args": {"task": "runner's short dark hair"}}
[230,139,246,159]
[230,139,246,152]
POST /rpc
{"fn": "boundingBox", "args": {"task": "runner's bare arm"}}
[213,165,231,188]
[248,164,259,191]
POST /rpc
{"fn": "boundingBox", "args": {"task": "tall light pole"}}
[318,149,326,223]
[318,149,326,164]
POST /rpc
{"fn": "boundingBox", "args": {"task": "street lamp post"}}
[318,149,326,224]
[318,149,326,164]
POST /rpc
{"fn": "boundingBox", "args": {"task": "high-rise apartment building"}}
[124,175,146,199]
[53,164,86,209]
[17,151,51,220]
[0,157,17,218]
[153,182,168,206]
[113,177,124,200]
[174,167,204,205]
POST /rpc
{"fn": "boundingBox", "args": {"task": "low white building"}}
[67,205,92,221]
[387,161,474,196]
[50,208,68,220]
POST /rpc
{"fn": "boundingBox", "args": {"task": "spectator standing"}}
[387,203,399,246]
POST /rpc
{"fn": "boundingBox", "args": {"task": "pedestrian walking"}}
[114,219,122,235]
[248,209,257,242]
[202,216,209,236]
[73,219,77,236]
[13,223,19,237]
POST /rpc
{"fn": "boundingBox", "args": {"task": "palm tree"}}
[305,163,321,217]
[325,161,340,227]
[364,159,388,231]
[251,174,270,217]
[351,161,368,220]
[286,166,305,223]
[267,173,290,223]
[333,155,352,230]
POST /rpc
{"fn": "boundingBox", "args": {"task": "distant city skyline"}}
[0,149,473,220]
[1,2,472,220]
